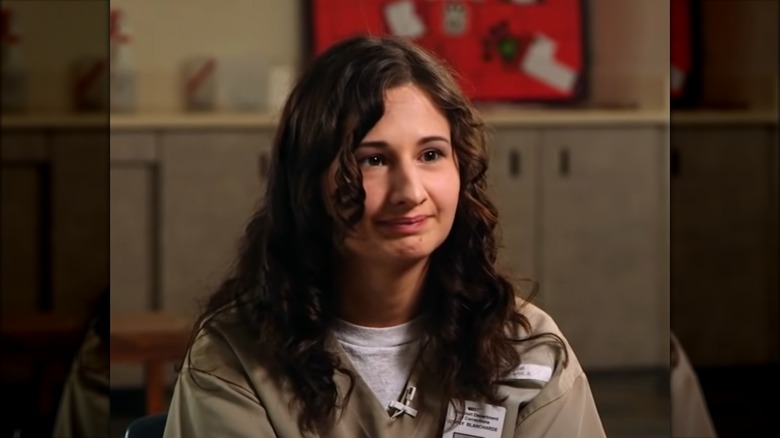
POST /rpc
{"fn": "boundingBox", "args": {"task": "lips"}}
[378,215,429,225]
[375,215,431,235]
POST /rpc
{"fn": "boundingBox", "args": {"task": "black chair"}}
[124,412,167,438]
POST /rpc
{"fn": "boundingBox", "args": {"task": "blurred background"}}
[1,1,108,436]
[670,0,779,436]
[0,1,775,437]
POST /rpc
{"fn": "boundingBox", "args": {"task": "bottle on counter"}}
[110,8,137,112]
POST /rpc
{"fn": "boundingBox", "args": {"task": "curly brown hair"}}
[186,35,565,433]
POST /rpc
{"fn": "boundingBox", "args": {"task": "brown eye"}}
[421,150,443,162]
[359,155,386,167]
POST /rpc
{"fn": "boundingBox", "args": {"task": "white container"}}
[109,8,137,112]
[220,55,268,112]
[110,40,137,112]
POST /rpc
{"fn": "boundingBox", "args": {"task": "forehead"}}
[362,84,451,140]
[383,84,436,107]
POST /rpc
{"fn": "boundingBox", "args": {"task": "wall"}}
[108,0,304,112]
[5,0,669,113]
[588,0,670,109]
[109,0,669,111]
[699,0,779,109]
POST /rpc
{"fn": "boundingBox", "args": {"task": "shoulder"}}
[183,308,263,396]
[502,296,586,395]
[503,299,606,434]
[507,297,576,364]
[511,297,565,340]
[502,297,602,422]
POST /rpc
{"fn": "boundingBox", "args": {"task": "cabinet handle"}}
[258,152,269,179]
[559,148,570,177]
[509,149,521,178]
[670,146,680,178]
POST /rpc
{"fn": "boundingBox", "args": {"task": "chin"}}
[383,239,442,261]
[387,249,433,261]
[344,233,447,264]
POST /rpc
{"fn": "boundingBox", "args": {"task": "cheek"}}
[359,177,386,220]
[430,170,460,214]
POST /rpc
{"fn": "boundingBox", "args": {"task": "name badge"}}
[503,364,553,382]
[442,400,506,438]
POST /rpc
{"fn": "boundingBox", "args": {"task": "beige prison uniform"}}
[51,318,110,438]
[163,299,605,437]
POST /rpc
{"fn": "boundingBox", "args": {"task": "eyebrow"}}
[357,136,451,149]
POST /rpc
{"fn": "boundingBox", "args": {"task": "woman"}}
[163,35,605,437]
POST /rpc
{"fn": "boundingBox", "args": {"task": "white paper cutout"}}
[385,1,426,38]
[520,34,578,93]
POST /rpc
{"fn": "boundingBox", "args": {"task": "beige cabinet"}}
[489,126,668,369]
[50,131,109,317]
[109,132,160,387]
[538,127,666,369]
[110,133,159,313]
[109,130,274,318]
[1,130,107,318]
[487,129,542,304]
[160,130,273,318]
[1,133,49,314]
[671,125,778,366]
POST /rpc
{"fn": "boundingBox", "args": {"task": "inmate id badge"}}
[442,400,506,438]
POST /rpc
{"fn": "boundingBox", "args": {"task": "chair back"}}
[124,412,167,438]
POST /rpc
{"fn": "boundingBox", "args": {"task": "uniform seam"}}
[183,365,262,405]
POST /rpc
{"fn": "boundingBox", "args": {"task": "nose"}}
[388,161,427,207]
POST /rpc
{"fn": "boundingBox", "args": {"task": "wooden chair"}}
[124,412,168,438]
[110,312,192,414]
[0,313,85,416]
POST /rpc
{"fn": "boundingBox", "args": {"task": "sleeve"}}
[51,320,110,438]
[163,366,278,438]
[514,373,606,438]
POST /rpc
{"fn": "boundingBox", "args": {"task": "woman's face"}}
[334,84,461,264]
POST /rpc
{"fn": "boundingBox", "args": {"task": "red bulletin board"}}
[671,0,692,100]
[310,0,587,102]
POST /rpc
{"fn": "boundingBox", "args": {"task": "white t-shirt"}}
[333,317,423,412]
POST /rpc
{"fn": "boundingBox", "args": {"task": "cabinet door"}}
[671,126,777,365]
[110,132,158,313]
[1,132,49,314]
[487,128,541,304]
[110,132,159,388]
[540,128,665,369]
[161,131,273,319]
[50,131,109,317]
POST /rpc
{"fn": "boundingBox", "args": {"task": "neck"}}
[336,257,429,328]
